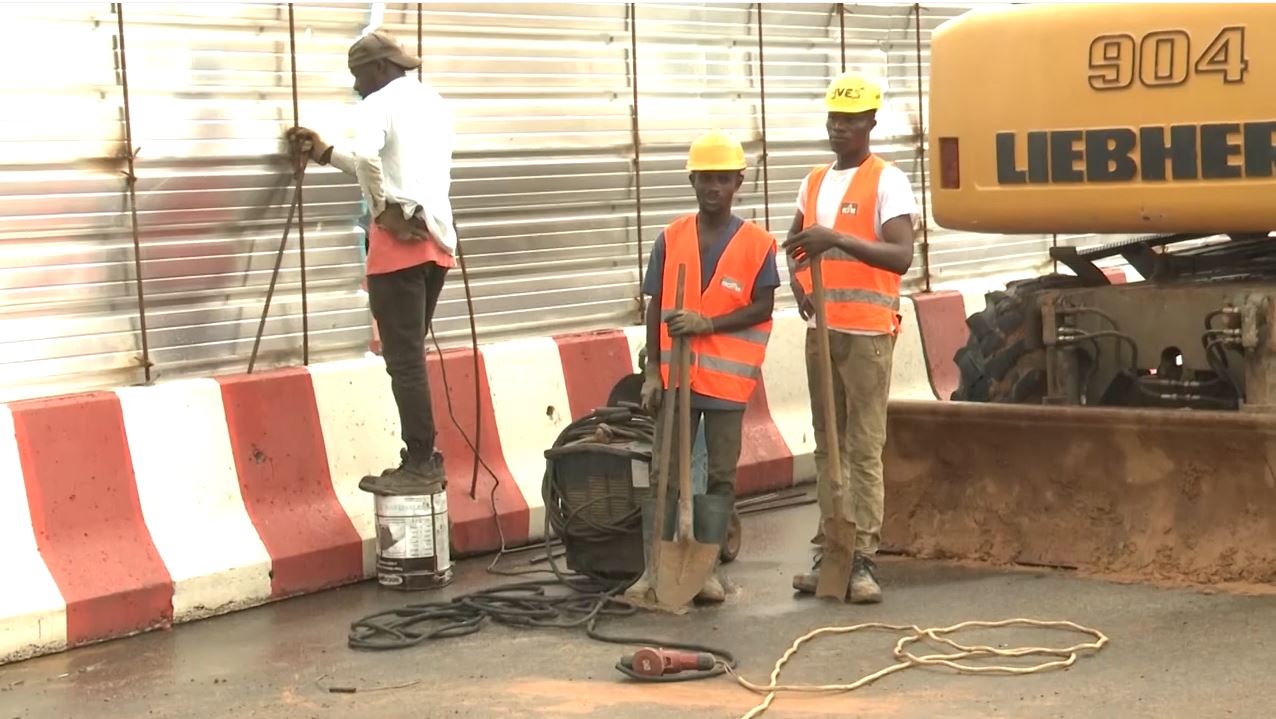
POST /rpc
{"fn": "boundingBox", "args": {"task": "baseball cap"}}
[348,29,421,70]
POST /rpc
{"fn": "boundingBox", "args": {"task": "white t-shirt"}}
[794,162,920,334]
[330,76,457,253]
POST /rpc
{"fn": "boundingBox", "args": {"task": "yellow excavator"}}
[884,2,1276,587]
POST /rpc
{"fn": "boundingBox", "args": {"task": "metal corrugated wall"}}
[0,2,1068,403]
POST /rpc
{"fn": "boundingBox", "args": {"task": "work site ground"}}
[3,498,1273,719]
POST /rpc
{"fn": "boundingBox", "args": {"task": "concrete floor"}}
[2,501,1273,719]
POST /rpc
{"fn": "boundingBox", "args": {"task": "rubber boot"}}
[624,498,674,605]
[692,494,734,603]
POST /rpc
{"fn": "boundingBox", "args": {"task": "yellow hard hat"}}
[686,129,747,172]
[825,72,882,114]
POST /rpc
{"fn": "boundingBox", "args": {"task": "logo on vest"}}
[720,277,742,293]
[840,202,859,216]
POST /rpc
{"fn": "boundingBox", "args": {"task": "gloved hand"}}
[640,366,664,415]
[666,310,714,337]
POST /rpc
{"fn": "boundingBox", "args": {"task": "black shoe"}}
[359,447,445,495]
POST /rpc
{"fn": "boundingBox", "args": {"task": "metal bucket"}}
[373,486,453,591]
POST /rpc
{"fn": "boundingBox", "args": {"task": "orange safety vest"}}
[793,155,902,335]
[658,215,775,404]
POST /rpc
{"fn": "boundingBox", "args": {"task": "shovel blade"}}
[654,538,720,607]
[814,517,857,601]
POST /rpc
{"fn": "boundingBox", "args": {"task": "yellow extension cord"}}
[727,618,1109,719]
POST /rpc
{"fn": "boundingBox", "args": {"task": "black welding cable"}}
[347,406,738,681]
[347,496,737,682]
[347,556,736,682]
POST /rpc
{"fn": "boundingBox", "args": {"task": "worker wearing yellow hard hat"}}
[625,130,780,609]
[783,71,921,605]
[684,128,748,172]
[823,70,883,115]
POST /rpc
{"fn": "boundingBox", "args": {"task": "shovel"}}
[637,277,682,610]
[655,265,720,607]
[809,257,858,601]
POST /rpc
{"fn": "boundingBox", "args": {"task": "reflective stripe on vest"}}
[794,155,902,335]
[658,214,775,404]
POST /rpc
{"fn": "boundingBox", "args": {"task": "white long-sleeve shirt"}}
[329,75,458,254]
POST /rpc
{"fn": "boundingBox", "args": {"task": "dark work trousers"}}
[367,261,449,455]
[651,402,745,513]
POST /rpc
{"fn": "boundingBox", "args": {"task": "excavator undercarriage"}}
[954,235,1276,413]
[884,235,1276,585]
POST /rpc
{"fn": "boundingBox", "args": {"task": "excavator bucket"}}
[881,400,1276,586]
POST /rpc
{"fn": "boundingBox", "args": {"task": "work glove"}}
[640,366,664,415]
[666,310,714,337]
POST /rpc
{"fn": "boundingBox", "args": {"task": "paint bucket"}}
[373,484,452,591]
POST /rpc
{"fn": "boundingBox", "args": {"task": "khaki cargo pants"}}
[805,329,894,556]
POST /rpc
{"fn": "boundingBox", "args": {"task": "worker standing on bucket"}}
[783,72,919,604]
[625,130,780,605]
[286,29,456,494]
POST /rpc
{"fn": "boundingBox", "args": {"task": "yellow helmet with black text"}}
[825,72,882,114]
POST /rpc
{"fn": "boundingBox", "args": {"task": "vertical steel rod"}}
[755,3,771,232]
[114,4,153,384]
[913,3,932,293]
[1052,234,1059,273]
[288,4,310,364]
[628,3,646,322]
[248,162,306,374]
[839,3,846,71]
[415,3,485,500]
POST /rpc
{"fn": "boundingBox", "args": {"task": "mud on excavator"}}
[885,3,1276,587]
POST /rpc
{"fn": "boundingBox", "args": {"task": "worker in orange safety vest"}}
[624,129,781,606]
[783,72,920,604]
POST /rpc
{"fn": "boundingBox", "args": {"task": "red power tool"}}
[621,647,718,677]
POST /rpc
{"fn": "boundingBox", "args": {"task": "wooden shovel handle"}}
[810,259,843,509]
[676,268,694,539]
[650,265,687,558]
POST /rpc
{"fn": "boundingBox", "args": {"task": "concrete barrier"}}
[0,405,68,663]
[0,299,952,665]
[117,380,274,621]
[9,393,173,656]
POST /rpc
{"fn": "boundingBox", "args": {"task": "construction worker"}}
[783,72,919,603]
[286,29,456,494]
[626,130,780,605]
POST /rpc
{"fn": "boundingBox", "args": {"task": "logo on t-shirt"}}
[720,277,742,293]
[840,202,859,216]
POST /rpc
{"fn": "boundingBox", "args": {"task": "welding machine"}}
[542,404,653,579]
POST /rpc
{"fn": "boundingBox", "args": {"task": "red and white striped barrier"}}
[2,300,966,665]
